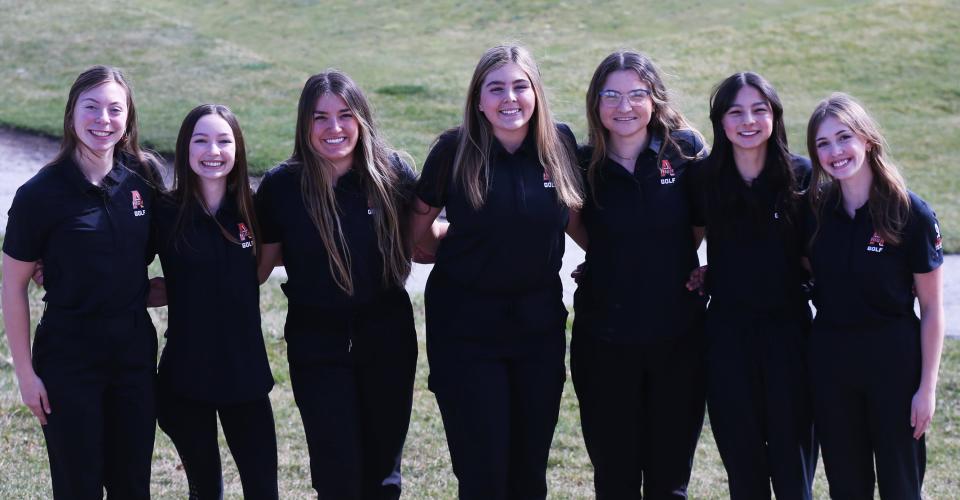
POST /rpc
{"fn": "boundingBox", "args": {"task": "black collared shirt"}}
[416,124,575,294]
[153,195,273,403]
[575,130,706,344]
[702,154,812,315]
[4,157,155,314]
[255,156,416,308]
[805,190,943,327]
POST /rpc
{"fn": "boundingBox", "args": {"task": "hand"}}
[571,262,586,285]
[147,277,167,307]
[911,387,936,440]
[31,260,44,287]
[685,265,708,296]
[17,371,51,425]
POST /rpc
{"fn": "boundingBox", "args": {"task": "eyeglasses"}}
[598,89,652,107]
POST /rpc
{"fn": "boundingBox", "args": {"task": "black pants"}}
[157,390,278,499]
[285,289,417,499]
[32,308,157,500]
[810,318,925,500]
[570,328,706,500]
[425,272,567,500]
[705,307,816,500]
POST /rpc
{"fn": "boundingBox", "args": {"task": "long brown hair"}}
[585,50,704,201]
[291,70,411,295]
[51,65,162,187]
[170,104,259,256]
[453,44,582,210]
[806,93,910,245]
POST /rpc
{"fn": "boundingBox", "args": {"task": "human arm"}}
[692,226,705,250]
[409,197,443,256]
[566,208,588,251]
[257,243,283,285]
[911,266,945,439]
[1,253,50,425]
[413,218,448,264]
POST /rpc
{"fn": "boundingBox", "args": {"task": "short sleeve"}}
[254,169,282,244]
[3,183,49,262]
[906,195,944,274]
[791,155,814,192]
[391,153,418,202]
[416,130,459,207]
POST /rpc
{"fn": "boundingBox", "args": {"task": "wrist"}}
[917,381,937,397]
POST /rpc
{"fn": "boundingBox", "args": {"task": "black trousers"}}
[570,328,706,500]
[32,308,157,500]
[705,306,816,500]
[157,390,278,499]
[424,271,568,500]
[810,317,925,500]
[285,289,417,499]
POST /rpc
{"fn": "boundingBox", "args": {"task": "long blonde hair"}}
[806,93,910,245]
[585,51,705,202]
[453,44,582,210]
[291,70,411,295]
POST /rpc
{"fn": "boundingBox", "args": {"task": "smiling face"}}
[188,113,236,183]
[477,62,536,146]
[73,81,128,157]
[815,115,871,182]
[598,70,653,142]
[721,85,773,153]
[310,93,359,171]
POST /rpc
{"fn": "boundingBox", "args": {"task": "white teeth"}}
[201,161,224,168]
[324,137,346,144]
[613,117,636,121]
[500,109,520,115]
[89,130,112,137]
[739,131,759,136]
[832,159,850,169]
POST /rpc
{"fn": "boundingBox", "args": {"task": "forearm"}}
[2,284,35,380]
[917,302,945,394]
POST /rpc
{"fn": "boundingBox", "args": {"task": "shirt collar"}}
[648,135,663,155]
[60,156,128,196]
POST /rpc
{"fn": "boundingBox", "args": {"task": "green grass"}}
[1,271,960,497]
[0,0,958,250]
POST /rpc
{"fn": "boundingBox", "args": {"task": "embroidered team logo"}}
[238,223,253,249]
[659,160,676,185]
[131,190,146,217]
[866,231,885,253]
[934,223,942,251]
[543,171,555,189]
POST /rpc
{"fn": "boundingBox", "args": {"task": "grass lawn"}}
[1,0,958,250]
[1,270,959,497]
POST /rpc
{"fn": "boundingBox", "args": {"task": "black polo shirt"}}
[4,157,155,315]
[416,124,575,294]
[805,190,943,327]
[153,195,273,403]
[575,130,706,344]
[702,154,812,315]
[255,156,416,309]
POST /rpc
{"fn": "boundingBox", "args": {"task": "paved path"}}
[2,126,955,336]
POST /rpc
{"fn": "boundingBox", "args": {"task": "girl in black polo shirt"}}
[2,66,162,498]
[409,44,584,500]
[571,50,707,499]
[255,70,418,499]
[805,93,944,499]
[153,104,277,499]
[696,72,816,500]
